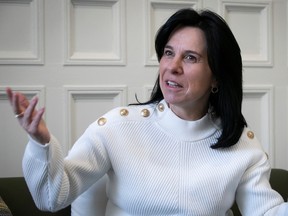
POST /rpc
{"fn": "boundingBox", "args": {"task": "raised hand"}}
[6,87,50,145]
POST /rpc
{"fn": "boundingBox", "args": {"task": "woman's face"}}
[159,26,216,120]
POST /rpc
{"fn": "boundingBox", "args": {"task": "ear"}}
[211,77,218,88]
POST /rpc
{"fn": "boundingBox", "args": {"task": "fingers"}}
[21,96,38,128]
[13,93,22,115]
[6,87,41,124]
[6,87,30,115]
[7,88,23,115]
[28,107,45,133]
[34,107,45,126]
[22,104,48,144]
[26,107,50,144]
[6,87,50,144]
[6,87,13,105]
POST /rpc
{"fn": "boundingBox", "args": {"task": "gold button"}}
[97,117,107,126]
[120,109,129,116]
[247,131,254,139]
[158,103,165,112]
[141,109,150,117]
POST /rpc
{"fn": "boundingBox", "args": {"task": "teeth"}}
[167,81,180,87]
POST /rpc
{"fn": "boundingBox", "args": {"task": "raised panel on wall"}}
[219,0,272,67]
[242,85,274,165]
[64,0,126,65]
[0,0,44,65]
[145,0,202,66]
[64,86,127,149]
[0,86,45,177]
[144,85,153,100]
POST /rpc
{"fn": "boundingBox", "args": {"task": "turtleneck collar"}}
[154,100,221,142]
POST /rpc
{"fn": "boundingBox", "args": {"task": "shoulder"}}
[93,103,158,127]
[236,126,269,164]
[239,127,260,146]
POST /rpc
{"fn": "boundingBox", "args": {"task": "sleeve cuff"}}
[25,135,58,162]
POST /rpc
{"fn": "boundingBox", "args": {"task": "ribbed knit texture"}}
[22,100,288,215]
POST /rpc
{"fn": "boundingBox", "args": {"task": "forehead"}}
[167,26,207,51]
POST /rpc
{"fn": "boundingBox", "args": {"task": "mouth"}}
[166,80,183,88]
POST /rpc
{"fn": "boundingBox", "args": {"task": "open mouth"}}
[166,80,183,88]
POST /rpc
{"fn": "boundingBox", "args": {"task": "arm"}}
[7,87,111,211]
[236,155,288,215]
[23,123,111,212]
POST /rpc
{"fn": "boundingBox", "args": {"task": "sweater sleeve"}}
[236,154,288,215]
[22,123,111,212]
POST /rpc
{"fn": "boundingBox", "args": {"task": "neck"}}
[169,104,208,121]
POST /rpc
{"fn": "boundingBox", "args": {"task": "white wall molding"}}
[64,85,127,149]
[144,85,153,100]
[243,85,274,165]
[144,0,202,66]
[0,85,45,108]
[0,0,44,65]
[219,0,273,67]
[64,0,126,65]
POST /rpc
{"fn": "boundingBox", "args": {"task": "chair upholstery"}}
[0,177,70,216]
[270,168,288,201]
[232,168,288,216]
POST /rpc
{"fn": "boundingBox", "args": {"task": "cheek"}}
[159,75,165,91]
[158,64,166,84]
[185,70,213,90]
[158,61,165,75]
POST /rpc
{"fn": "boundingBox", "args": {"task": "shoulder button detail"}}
[141,109,150,117]
[120,108,129,116]
[158,103,165,112]
[97,117,107,126]
[247,131,254,139]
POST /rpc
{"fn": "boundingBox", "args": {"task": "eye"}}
[185,54,198,63]
[163,49,173,57]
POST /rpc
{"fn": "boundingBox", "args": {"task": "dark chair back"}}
[0,177,71,216]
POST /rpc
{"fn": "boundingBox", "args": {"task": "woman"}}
[6,8,288,216]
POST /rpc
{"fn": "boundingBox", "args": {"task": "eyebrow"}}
[164,45,203,58]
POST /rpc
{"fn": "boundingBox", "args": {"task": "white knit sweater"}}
[22,100,288,215]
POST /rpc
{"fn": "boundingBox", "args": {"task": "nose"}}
[168,56,183,74]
